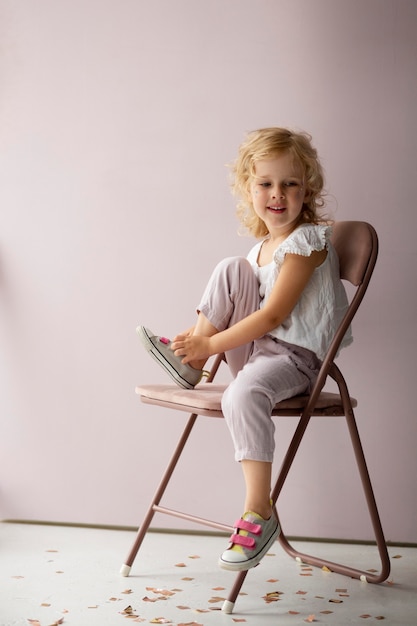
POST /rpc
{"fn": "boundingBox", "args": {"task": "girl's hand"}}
[171,333,211,364]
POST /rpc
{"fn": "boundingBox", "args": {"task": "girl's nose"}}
[272,186,284,199]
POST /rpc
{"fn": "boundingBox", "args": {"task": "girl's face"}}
[250,152,307,239]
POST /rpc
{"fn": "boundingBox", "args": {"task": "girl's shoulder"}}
[274,223,331,266]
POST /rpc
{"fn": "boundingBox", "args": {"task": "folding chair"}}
[120,221,390,614]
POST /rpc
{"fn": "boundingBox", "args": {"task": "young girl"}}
[138,127,352,572]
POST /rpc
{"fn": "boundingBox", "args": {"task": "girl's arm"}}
[173,249,326,363]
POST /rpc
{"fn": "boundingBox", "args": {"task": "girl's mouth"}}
[268,205,286,213]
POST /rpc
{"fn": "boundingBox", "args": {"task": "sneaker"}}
[137,326,204,390]
[219,511,280,571]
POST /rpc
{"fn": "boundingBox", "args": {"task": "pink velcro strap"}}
[159,337,170,344]
[229,534,256,549]
[234,518,262,535]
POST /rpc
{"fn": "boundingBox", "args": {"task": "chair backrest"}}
[331,221,378,287]
[313,221,378,395]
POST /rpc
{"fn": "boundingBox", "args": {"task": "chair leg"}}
[222,570,249,614]
[271,411,390,583]
[120,412,198,576]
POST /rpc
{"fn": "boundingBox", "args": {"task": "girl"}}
[138,127,352,572]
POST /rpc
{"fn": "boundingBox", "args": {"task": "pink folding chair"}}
[120,221,390,614]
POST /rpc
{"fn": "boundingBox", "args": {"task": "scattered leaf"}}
[304,616,316,623]
[322,565,331,572]
[176,605,190,610]
[150,619,172,624]
[50,619,64,626]
[320,610,333,614]
[296,590,308,595]
[288,610,300,615]
[375,617,386,621]
[360,615,372,619]
[175,563,187,567]
[27,621,41,626]
[335,588,347,592]
[121,589,133,594]
[212,586,225,591]
[329,598,343,603]
[41,603,51,607]
[232,619,247,623]
[208,596,225,603]
[178,622,203,626]
[267,578,279,583]
[392,554,402,559]
[188,555,200,559]
[181,577,194,581]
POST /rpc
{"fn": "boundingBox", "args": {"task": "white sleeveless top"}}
[246,223,353,360]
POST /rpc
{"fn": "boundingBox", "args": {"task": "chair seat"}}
[137,383,357,417]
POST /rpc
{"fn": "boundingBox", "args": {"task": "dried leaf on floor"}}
[375,617,386,620]
[266,578,279,583]
[149,619,172,624]
[359,615,372,619]
[262,591,283,603]
[232,619,247,623]
[27,621,41,626]
[181,577,194,581]
[392,554,402,559]
[146,588,175,597]
[288,611,300,615]
[49,619,64,626]
[329,598,343,603]
[188,555,200,559]
[121,589,133,594]
[176,605,190,610]
[177,622,203,626]
[212,586,225,590]
[208,596,226,603]
[175,562,187,567]
[304,616,316,623]
[335,588,347,592]
[322,565,332,572]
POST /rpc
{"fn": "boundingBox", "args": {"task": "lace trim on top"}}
[273,223,331,269]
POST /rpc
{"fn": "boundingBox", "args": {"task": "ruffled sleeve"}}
[273,223,331,269]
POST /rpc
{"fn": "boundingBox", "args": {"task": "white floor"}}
[1,523,416,626]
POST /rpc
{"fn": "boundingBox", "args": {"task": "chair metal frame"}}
[120,221,390,614]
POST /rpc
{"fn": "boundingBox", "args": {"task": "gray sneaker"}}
[137,326,204,389]
[219,511,280,571]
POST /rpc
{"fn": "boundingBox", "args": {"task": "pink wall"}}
[1,0,416,543]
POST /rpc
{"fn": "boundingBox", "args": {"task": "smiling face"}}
[249,151,307,240]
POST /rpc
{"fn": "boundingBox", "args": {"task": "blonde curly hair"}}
[231,127,326,238]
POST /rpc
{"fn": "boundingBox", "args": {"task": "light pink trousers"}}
[197,257,321,462]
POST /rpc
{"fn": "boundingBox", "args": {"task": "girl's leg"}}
[241,459,272,520]
[219,338,320,571]
[196,256,260,376]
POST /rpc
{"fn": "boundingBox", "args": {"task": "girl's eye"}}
[259,182,271,188]
[284,181,299,187]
